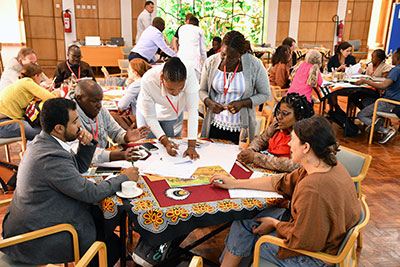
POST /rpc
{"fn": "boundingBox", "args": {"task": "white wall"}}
[0,0,22,43]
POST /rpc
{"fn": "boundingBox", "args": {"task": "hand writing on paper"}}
[252,217,280,235]
[237,149,255,163]
[166,142,179,157]
[122,167,139,181]
[210,174,236,189]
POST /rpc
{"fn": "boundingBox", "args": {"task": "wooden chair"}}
[369,98,400,144]
[74,241,107,267]
[101,66,124,78]
[261,100,274,129]
[188,256,203,267]
[270,86,288,108]
[118,59,129,77]
[121,47,132,60]
[336,146,372,248]
[0,223,80,266]
[253,194,370,267]
[255,115,266,136]
[0,120,27,163]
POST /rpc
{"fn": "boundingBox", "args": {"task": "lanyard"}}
[89,117,99,145]
[66,61,80,79]
[223,60,240,96]
[166,95,179,116]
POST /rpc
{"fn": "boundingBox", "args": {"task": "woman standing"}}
[118,58,152,115]
[212,115,360,267]
[287,50,323,103]
[269,45,291,88]
[199,30,270,144]
[327,41,356,72]
[0,63,56,140]
[136,57,199,159]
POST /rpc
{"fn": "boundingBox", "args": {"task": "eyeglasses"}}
[276,110,292,118]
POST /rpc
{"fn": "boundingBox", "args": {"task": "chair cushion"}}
[0,137,22,146]
[257,257,279,267]
[376,111,399,119]
[0,251,37,267]
[336,149,365,177]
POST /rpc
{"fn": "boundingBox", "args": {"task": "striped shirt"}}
[211,69,245,132]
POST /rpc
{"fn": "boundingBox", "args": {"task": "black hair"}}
[163,57,187,82]
[145,1,154,6]
[335,41,352,55]
[67,44,80,54]
[282,37,296,47]
[272,45,291,66]
[373,49,386,62]
[293,115,339,166]
[19,63,42,79]
[396,47,400,54]
[213,37,222,43]
[222,31,252,55]
[188,16,199,26]
[274,93,314,121]
[152,17,165,30]
[40,98,77,134]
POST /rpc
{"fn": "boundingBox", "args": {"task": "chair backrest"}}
[255,115,266,135]
[121,47,132,59]
[118,59,129,74]
[189,256,203,267]
[101,66,110,78]
[347,40,360,51]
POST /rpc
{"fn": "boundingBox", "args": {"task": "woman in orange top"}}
[237,93,313,173]
[269,45,291,89]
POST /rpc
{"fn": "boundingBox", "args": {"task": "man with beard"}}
[53,45,96,88]
[73,80,150,163]
[1,98,139,266]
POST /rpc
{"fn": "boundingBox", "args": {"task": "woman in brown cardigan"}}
[212,115,361,267]
[237,93,313,173]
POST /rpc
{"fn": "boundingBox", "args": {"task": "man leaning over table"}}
[72,79,150,163]
[356,47,400,144]
[1,98,139,266]
[129,17,177,63]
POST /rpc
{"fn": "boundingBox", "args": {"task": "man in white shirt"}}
[177,16,207,81]
[129,17,177,63]
[136,57,199,159]
[135,1,154,43]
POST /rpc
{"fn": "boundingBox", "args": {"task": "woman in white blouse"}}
[136,57,199,159]
[199,30,270,144]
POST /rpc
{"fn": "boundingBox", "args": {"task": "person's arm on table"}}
[159,134,179,156]
[355,78,393,91]
[210,173,282,191]
[154,32,177,58]
[183,74,200,160]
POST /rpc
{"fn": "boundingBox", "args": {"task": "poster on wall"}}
[386,3,400,55]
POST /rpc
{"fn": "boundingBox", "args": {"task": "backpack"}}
[328,105,359,137]
[0,161,18,193]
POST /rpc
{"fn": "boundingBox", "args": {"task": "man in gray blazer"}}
[1,98,138,266]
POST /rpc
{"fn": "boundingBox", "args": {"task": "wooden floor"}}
[1,98,399,267]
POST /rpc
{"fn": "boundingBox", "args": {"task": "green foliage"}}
[158,0,264,46]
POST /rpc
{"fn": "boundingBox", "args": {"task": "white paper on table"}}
[348,63,361,75]
[228,171,282,199]
[93,160,132,169]
[134,142,240,179]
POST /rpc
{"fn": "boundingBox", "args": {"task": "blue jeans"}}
[357,100,396,126]
[136,111,184,139]
[0,119,41,141]
[223,207,330,267]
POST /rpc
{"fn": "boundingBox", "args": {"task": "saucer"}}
[116,188,143,198]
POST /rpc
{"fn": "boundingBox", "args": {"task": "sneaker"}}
[131,238,171,267]
[378,128,396,144]
[365,117,384,133]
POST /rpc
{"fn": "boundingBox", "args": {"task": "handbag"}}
[0,161,18,193]
[23,99,44,128]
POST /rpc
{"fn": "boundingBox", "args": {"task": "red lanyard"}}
[223,60,240,96]
[66,61,80,79]
[166,95,179,116]
[89,117,98,143]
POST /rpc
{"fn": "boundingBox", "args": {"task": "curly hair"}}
[272,45,291,66]
[274,93,314,121]
[222,31,252,55]
[293,115,339,166]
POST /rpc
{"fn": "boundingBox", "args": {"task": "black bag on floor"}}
[328,105,359,137]
[0,161,18,193]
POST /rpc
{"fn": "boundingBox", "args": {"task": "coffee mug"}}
[121,181,139,196]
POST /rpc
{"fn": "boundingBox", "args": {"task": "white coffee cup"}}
[121,181,139,196]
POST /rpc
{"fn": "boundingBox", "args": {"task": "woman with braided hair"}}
[287,49,323,103]
[212,115,361,267]
[237,93,313,173]
[199,30,270,144]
